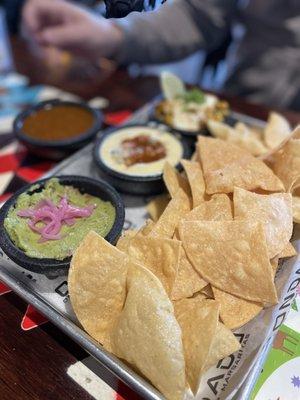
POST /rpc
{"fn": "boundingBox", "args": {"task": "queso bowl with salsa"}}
[14,99,102,160]
[93,124,191,195]
[0,176,124,276]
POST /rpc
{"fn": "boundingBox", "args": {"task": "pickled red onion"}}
[17,196,95,242]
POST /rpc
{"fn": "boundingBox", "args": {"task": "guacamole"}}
[4,178,116,260]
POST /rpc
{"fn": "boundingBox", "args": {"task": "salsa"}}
[4,179,116,260]
[121,135,166,166]
[22,104,95,141]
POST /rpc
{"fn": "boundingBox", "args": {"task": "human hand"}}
[22,0,123,62]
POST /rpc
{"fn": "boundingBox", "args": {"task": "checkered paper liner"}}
[0,102,299,400]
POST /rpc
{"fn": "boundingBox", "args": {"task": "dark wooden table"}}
[1,37,300,400]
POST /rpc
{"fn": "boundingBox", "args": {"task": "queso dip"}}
[99,127,183,177]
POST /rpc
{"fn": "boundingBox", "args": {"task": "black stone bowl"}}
[0,176,125,276]
[93,123,191,196]
[13,99,103,160]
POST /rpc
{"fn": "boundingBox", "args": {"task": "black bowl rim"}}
[93,122,191,183]
[0,175,125,273]
[13,99,103,148]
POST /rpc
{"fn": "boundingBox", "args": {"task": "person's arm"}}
[113,0,237,64]
[22,0,236,66]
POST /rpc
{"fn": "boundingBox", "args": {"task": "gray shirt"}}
[114,0,300,109]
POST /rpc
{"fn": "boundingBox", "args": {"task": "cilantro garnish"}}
[181,88,205,104]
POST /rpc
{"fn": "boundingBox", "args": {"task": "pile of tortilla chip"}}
[207,112,292,157]
[262,125,300,224]
[68,132,298,400]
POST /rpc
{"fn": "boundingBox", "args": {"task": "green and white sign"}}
[251,294,300,400]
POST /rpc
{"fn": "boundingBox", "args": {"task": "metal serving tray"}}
[0,102,274,400]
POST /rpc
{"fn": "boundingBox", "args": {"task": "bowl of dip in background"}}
[13,99,102,159]
[93,123,191,195]
[153,91,229,146]
[0,175,124,276]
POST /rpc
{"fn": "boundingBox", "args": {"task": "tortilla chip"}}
[181,160,206,207]
[288,179,300,224]
[293,195,300,224]
[117,221,156,251]
[111,262,186,400]
[191,150,199,162]
[147,195,169,222]
[272,139,300,192]
[180,220,278,305]
[264,112,291,149]
[127,235,181,296]
[233,122,267,156]
[207,120,233,140]
[207,120,267,156]
[138,219,155,236]
[171,248,207,301]
[198,137,284,194]
[174,297,219,395]
[68,231,128,350]
[205,321,241,369]
[271,257,279,274]
[183,194,232,222]
[173,228,181,241]
[278,242,297,259]
[233,187,293,258]
[200,284,214,298]
[261,125,300,161]
[149,188,190,238]
[163,161,190,198]
[292,178,300,193]
[235,122,262,140]
[212,287,262,330]
[116,230,137,252]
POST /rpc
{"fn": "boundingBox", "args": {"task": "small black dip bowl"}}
[0,176,125,276]
[93,123,191,196]
[13,99,102,160]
